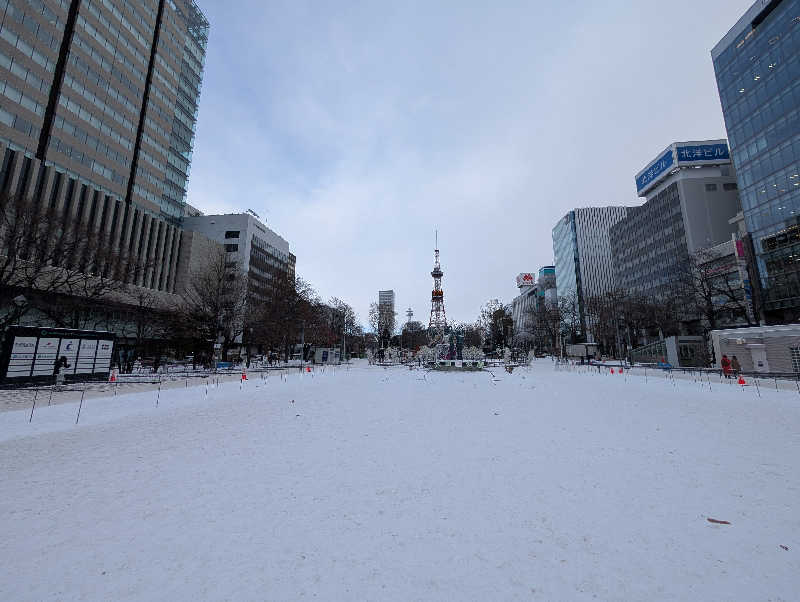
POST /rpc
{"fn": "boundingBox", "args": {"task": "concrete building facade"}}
[0,0,208,295]
[511,267,557,342]
[182,213,295,300]
[611,140,742,297]
[712,0,800,319]
[378,290,395,313]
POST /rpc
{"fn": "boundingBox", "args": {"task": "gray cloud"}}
[187,0,754,327]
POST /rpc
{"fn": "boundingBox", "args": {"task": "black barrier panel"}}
[0,326,116,385]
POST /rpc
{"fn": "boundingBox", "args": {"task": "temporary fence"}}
[3,361,353,424]
[553,358,800,395]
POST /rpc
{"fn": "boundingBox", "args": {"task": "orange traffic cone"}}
[738,375,746,386]
[241,371,247,381]
[306,366,311,373]
[109,369,117,383]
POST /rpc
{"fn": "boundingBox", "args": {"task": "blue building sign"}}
[675,143,729,163]
[636,149,674,193]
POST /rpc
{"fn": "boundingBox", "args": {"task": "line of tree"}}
[1,192,363,369]
[514,250,760,360]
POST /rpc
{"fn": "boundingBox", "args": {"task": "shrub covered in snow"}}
[462,346,484,360]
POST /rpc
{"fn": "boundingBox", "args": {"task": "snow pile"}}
[1,360,798,600]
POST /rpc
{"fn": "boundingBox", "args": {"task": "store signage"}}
[676,143,729,163]
[636,149,674,193]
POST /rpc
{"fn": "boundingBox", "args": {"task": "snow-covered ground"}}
[1,360,798,601]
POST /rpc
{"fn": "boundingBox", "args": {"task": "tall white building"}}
[378,290,395,313]
[552,207,628,340]
[182,213,295,300]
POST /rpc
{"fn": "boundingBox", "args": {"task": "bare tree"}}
[557,292,582,344]
[479,299,512,351]
[369,301,396,347]
[179,248,248,363]
[0,192,138,332]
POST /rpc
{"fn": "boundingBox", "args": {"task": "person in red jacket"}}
[721,354,732,378]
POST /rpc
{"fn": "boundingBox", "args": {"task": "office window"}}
[792,347,800,373]
[705,183,718,192]
[225,244,238,252]
[224,230,240,239]
[723,183,738,191]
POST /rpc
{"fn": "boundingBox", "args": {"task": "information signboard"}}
[0,327,116,384]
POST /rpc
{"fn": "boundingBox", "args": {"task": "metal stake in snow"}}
[48,383,55,406]
[205,379,209,397]
[75,389,86,424]
[156,379,162,407]
[29,388,39,422]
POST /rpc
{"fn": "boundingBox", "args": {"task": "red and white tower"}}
[429,231,447,338]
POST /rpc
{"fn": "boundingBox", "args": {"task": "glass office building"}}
[712,0,800,317]
[0,0,208,292]
[552,207,627,340]
[0,0,208,221]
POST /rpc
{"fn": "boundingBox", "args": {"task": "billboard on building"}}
[0,327,116,384]
[516,273,535,288]
[636,140,731,195]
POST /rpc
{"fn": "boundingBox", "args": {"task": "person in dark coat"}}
[53,355,70,386]
[721,354,732,378]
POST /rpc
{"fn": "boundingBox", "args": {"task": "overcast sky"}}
[186,0,754,328]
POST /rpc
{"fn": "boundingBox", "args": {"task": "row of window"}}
[714,0,798,76]
[745,187,800,234]
[117,0,156,28]
[0,19,55,73]
[80,3,146,66]
[727,74,800,152]
[63,68,137,124]
[5,0,61,53]
[139,146,165,174]
[62,67,136,130]
[144,87,174,130]
[741,163,800,212]
[718,26,800,110]
[53,112,129,167]
[87,0,151,51]
[0,101,38,138]
[733,107,800,172]
[76,14,144,83]
[134,163,165,193]
[57,92,132,150]
[71,31,140,98]
[50,135,125,186]
[0,76,43,115]
[141,129,168,162]
[67,51,141,117]
[0,47,48,94]
[15,0,64,28]
[705,182,739,191]
[722,52,800,132]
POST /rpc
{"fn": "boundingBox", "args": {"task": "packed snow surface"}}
[1,361,798,601]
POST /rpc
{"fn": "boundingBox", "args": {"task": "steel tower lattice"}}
[429,231,447,338]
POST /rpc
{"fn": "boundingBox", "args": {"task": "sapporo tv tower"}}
[429,230,447,340]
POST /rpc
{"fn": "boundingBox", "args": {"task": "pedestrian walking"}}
[731,355,741,376]
[53,355,70,388]
[721,354,732,379]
